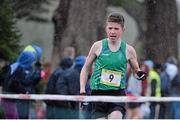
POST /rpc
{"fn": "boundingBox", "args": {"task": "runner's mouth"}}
[110,36,117,38]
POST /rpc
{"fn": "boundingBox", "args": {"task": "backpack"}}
[3,66,26,93]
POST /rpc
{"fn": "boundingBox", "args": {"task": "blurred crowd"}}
[0,45,180,119]
[126,56,180,119]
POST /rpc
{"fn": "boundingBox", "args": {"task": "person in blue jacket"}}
[1,51,36,119]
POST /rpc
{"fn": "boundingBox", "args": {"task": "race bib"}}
[100,69,122,87]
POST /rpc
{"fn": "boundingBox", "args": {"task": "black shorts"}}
[127,102,141,109]
[91,90,126,119]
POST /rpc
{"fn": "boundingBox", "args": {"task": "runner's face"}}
[105,22,124,42]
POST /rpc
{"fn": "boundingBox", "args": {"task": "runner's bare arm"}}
[80,41,101,93]
[126,44,140,74]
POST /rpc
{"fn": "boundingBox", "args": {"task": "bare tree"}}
[12,0,52,22]
[52,0,107,67]
[145,0,178,62]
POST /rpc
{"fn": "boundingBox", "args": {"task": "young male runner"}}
[80,12,146,119]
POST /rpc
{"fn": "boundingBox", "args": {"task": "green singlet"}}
[90,38,127,90]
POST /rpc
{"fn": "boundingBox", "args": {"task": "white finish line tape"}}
[0,94,180,103]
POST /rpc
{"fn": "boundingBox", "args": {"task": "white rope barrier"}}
[0,94,180,103]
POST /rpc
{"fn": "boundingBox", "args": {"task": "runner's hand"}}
[136,71,147,81]
[80,93,89,110]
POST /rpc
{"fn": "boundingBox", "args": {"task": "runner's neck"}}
[107,38,121,52]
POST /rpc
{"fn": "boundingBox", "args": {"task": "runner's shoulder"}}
[92,40,102,49]
[126,43,135,53]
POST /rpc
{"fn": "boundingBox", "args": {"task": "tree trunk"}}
[145,0,178,63]
[51,0,71,68]
[121,0,146,41]
[52,0,107,68]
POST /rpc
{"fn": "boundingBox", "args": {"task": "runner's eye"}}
[108,27,112,30]
[114,28,119,30]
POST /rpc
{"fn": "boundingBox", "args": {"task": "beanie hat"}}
[32,45,42,60]
[24,45,42,61]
